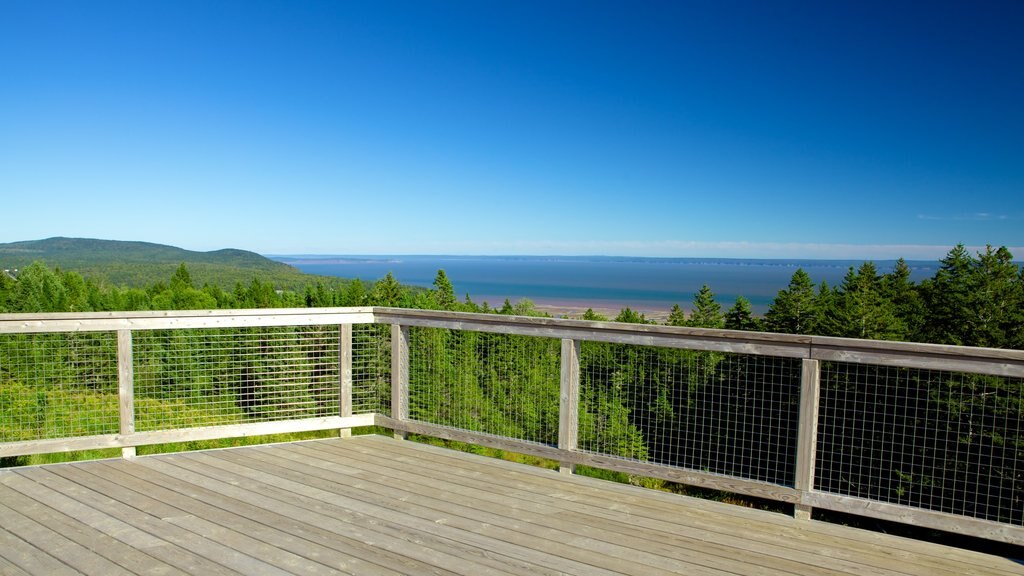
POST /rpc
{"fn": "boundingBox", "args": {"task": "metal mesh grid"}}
[407,327,560,445]
[817,362,1024,525]
[0,332,119,441]
[133,325,381,431]
[352,323,389,415]
[578,343,802,485]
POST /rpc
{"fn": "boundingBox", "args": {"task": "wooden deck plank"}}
[8,467,271,575]
[308,439,1006,576]
[0,483,181,576]
[0,468,237,576]
[0,522,78,576]
[292,440,858,576]
[159,450,612,576]
[320,438,983,576]
[265,441,845,576]
[0,435,1020,576]
[0,500,131,575]
[214,446,712,573]
[90,458,449,576]
[46,463,349,576]
[341,435,1023,576]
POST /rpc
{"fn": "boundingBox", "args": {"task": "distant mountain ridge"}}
[0,237,313,288]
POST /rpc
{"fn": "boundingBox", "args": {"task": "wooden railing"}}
[1,307,1022,545]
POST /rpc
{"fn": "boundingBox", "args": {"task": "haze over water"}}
[273,255,940,316]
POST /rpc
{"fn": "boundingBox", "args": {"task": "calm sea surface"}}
[271,255,940,315]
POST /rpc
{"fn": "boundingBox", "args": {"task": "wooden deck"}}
[0,436,1020,576]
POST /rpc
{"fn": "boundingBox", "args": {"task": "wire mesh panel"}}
[352,323,389,415]
[133,325,353,431]
[0,332,119,442]
[817,362,1024,526]
[578,342,802,485]
[407,327,560,445]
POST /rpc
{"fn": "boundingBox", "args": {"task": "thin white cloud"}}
[917,212,1015,221]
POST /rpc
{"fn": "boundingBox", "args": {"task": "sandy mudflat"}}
[530,301,671,323]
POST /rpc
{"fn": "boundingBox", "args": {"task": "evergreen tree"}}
[921,244,974,345]
[968,245,1022,348]
[833,262,903,340]
[688,284,723,328]
[881,258,924,340]
[581,308,608,321]
[430,269,457,311]
[765,269,816,334]
[370,272,403,307]
[614,307,649,324]
[666,304,687,327]
[170,263,193,291]
[812,281,841,336]
[342,279,368,306]
[724,296,759,331]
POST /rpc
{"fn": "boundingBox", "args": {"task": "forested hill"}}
[0,237,313,289]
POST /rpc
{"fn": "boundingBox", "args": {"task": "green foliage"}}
[764,268,817,334]
[724,296,759,331]
[666,304,687,327]
[829,263,905,340]
[614,307,650,324]
[688,284,723,328]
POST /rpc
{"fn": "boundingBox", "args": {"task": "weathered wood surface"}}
[3,435,1017,575]
[0,414,375,458]
[0,307,375,334]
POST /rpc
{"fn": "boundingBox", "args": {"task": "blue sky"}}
[2,1,1022,259]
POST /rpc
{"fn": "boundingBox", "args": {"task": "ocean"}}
[270,255,940,317]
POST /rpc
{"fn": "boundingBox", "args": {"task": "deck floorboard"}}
[1,435,1021,576]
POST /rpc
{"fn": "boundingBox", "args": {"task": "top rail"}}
[0,307,376,333]
[2,306,1022,375]
[372,307,1024,376]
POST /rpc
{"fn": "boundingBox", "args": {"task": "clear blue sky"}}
[2,1,1021,259]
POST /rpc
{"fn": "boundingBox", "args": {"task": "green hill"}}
[0,237,324,289]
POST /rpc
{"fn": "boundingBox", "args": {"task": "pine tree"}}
[614,307,649,324]
[666,304,687,327]
[834,262,903,340]
[921,244,974,345]
[968,245,1022,348]
[343,279,368,306]
[370,272,403,307]
[724,296,759,331]
[430,269,457,310]
[765,269,816,334]
[881,258,924,340]
[688,284,723,328]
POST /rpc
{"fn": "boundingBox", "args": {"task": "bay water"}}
[272,255,939,316]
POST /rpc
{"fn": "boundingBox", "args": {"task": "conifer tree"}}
[921,244,974,345]
[688,284,723,328]
[881,258,924,340]
[666,304,687,327]
[724,296,758,331]
[370,272,403,307]
[430,269,457,310]
[765,269,816,334]
[968,245,1022,348]
[833,262,903,340]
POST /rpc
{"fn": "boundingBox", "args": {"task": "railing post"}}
[559,338,580,475]
[391,324,410,440]
[117,329,136,459]
[339,324,353,438]
[794,358,821,520]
